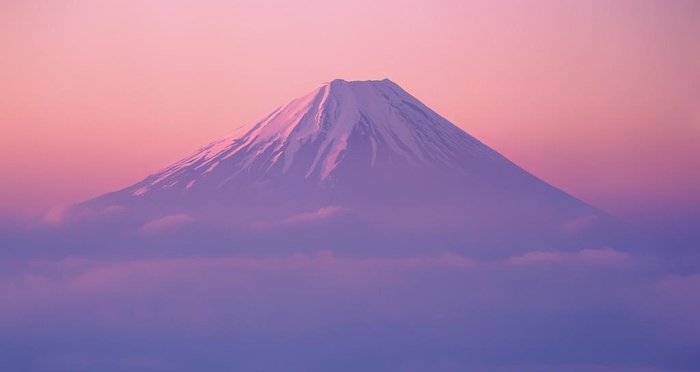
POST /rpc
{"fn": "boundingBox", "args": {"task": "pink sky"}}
[1,0,699,221]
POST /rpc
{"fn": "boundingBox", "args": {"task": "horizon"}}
[2,75,697,227]
[4,76,696,230]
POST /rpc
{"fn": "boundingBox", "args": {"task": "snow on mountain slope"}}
[128,79,508,196]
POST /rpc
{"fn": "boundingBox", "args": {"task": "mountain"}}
[76,79,604,238]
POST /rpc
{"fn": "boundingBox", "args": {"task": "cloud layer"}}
[1,245,698,372]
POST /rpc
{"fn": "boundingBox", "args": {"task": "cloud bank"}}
[0,244,698,372]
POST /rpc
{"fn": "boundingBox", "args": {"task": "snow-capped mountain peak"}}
[131,79,505,197]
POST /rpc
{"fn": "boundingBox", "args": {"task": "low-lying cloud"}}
[0,245,698,371]
[138,214,196,234]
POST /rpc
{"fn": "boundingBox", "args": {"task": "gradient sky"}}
[1,0,699,221]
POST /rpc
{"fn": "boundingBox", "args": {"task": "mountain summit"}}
[78,79,602,235]
[134,78,505,190]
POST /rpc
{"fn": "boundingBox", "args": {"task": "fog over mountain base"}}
[1,209,698,372]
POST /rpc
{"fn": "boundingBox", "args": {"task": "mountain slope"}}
[77,79,602,233]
